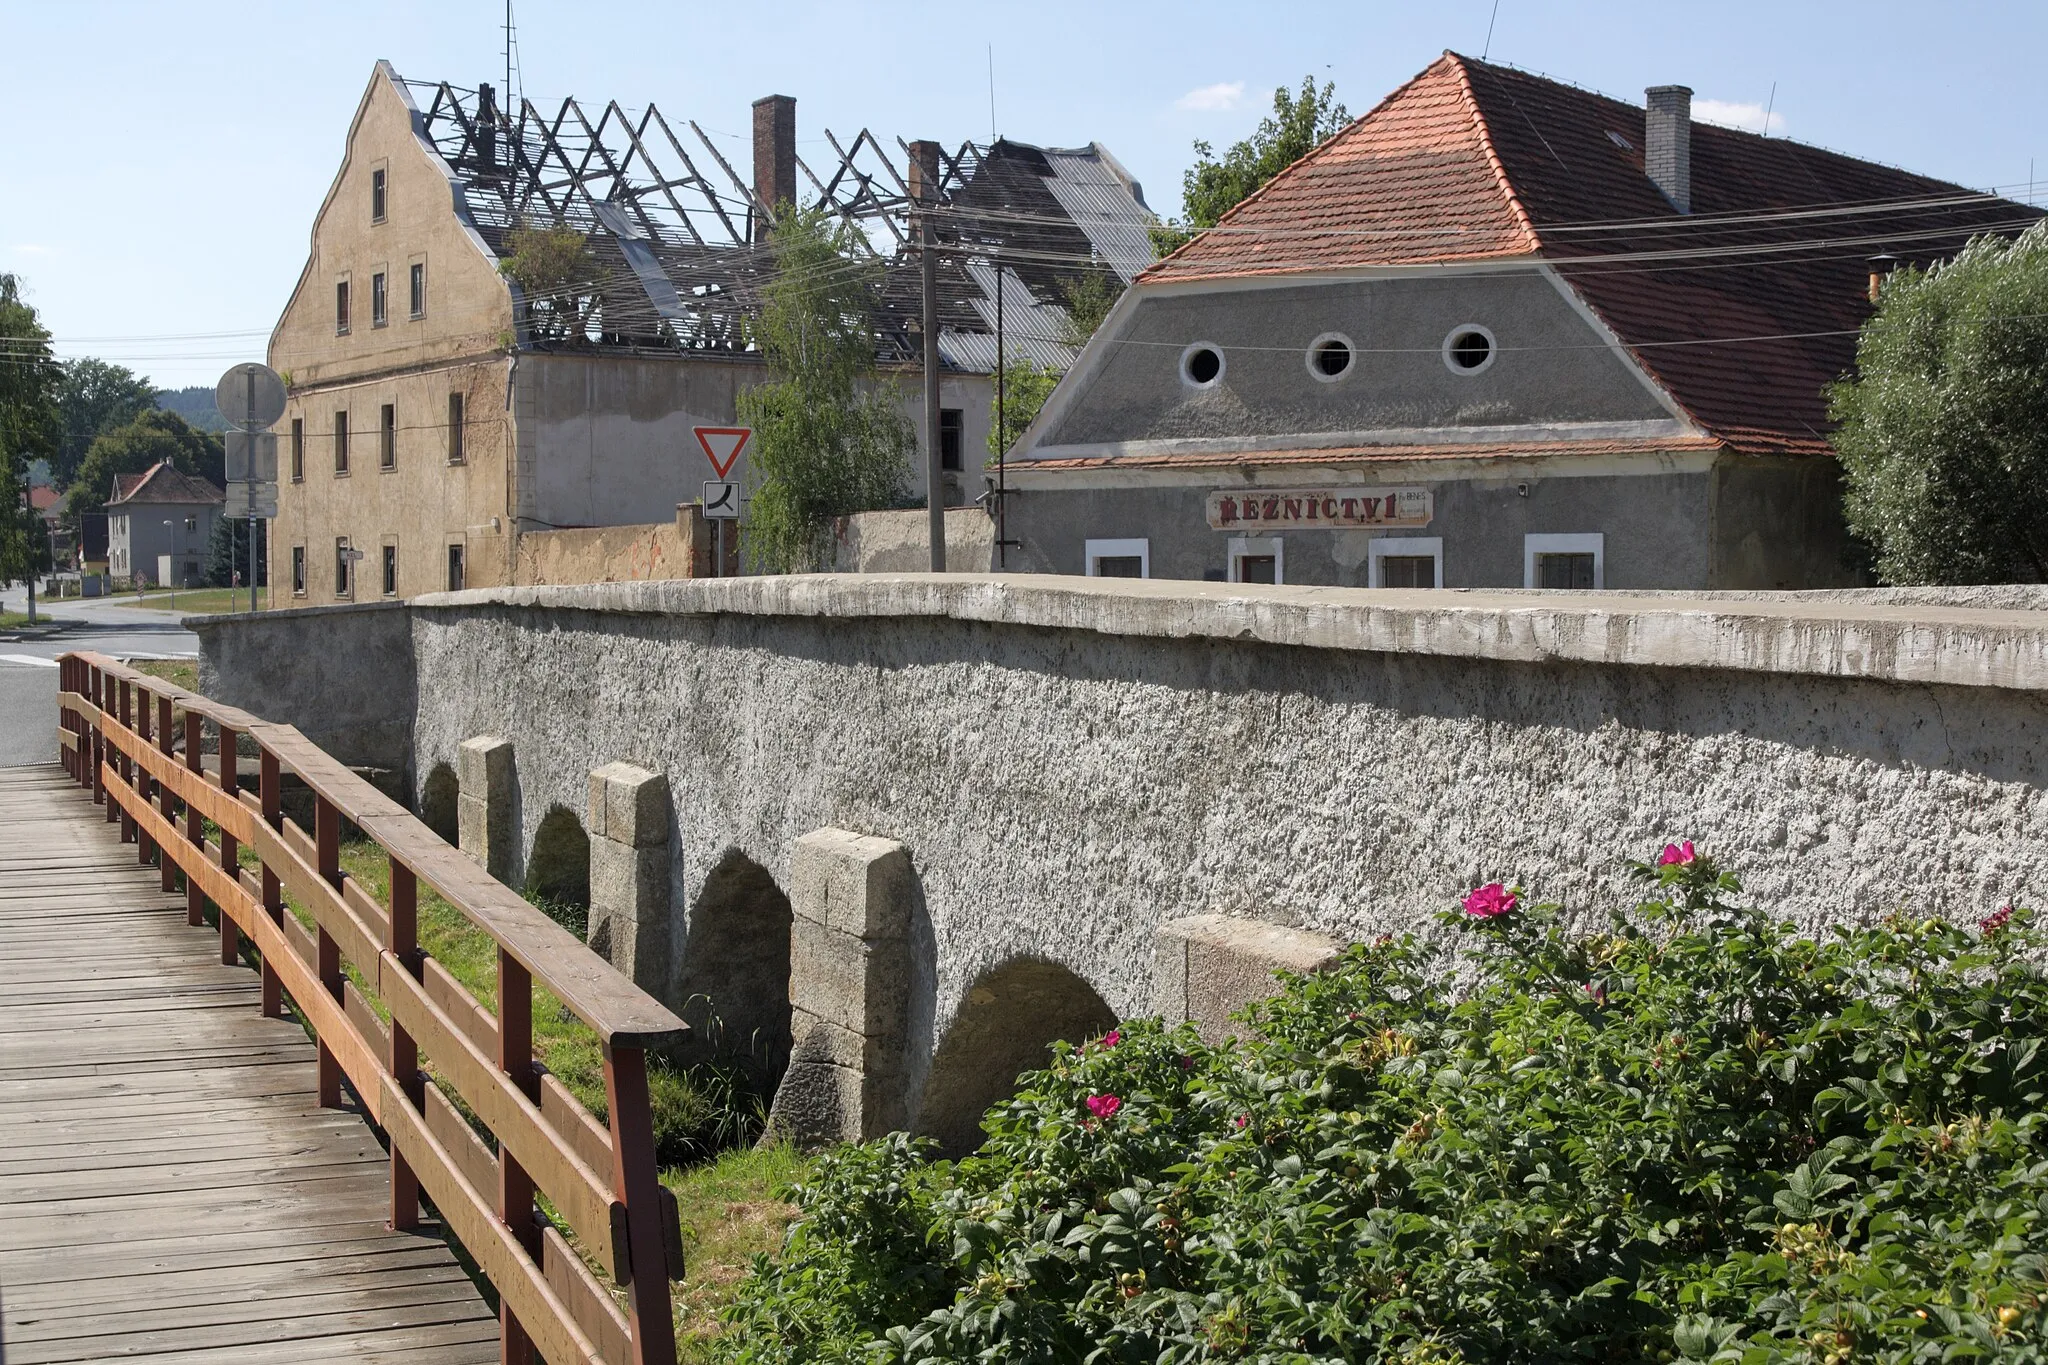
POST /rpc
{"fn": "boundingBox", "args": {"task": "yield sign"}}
[694,426,752,478]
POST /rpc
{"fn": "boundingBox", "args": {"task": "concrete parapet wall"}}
[189,600,415,774]
[199,574,2048,1140]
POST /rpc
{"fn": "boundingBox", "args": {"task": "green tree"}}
[987,358,1060,461]
[1055,271,1125,348]
[500,222,603,342]
[1831,221,2048,583]
[54,358,156,489]
[206,513,266,590]
[0,274,62,590]
[738,206,913,572]
[1150,76,1350,256]
[66,409,225,534]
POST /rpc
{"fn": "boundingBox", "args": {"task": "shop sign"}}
[1207,487,1432,530]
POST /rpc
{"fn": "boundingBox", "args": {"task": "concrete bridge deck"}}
[0,765,497,1364]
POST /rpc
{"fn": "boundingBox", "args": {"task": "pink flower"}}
[1100,1030,1121,1049]
[1234,1114,1249,1129]
[1085,1094,1121,1120]
[1462,883,1518,918]
[1658,840,1698,867]
[1177,1055,1193,1071]
[1981,905,2014,937]
[1583,981,1607,1007]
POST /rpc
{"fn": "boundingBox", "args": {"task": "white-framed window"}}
[1227,536,1283,584]
[1524,532,1604,589]
[1085,538,1149,579]
[1370,535,1443,589]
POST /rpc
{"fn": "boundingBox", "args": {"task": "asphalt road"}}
[0,587,200,768]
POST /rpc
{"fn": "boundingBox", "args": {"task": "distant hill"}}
[152,385,231,434]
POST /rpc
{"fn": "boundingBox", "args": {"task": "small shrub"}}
[717,849,2048,1363]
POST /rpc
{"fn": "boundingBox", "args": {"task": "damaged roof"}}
[399,72,1155,372]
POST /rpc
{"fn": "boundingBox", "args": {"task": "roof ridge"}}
[1445,53,1543,255]
[1143,55,1462,280]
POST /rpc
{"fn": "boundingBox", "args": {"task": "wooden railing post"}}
[216,725,241,966]
[155,693,177,892]
[259,749,285,1018]
[184,709,205,927]
[94,667,111,813]
[134,683,160,873]
[315,795,345,1109]
[388,857,423,1231]
[57,658,71,781]
[118,678,138,844]
[498,948,540,1365]
[604,1042,680,1365]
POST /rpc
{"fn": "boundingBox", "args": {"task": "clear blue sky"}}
[3,0,2042,388]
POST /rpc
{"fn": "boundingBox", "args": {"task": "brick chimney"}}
[906,140,942,207]
[477,83,498,170]
[752,95,796,239]
[1644,85,1692,214]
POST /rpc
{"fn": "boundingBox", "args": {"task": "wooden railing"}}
[55,651,689,1365]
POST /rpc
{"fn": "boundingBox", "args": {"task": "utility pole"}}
[910,140,946,572]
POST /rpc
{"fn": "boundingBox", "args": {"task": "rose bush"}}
[718,850,2048,1363]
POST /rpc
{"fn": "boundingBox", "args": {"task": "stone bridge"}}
[195,576,2048,1150]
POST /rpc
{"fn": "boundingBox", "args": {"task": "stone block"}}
[455,736,515,883]
[790,828,911,939]
[790,913,910,1040]
[457,734,513,794]
[1153,914,1344,1046]
[587,838,670,995]
[587,761,670,848]
[764,1059,864,1148]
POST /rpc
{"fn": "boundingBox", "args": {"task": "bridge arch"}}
[418,761,458,845]
[914,957,1117,1156]
[676,850,793,1097]
[525,805,591,935]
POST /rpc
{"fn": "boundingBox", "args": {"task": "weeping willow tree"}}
[739,207,913,572]
[1831,220,2048,583]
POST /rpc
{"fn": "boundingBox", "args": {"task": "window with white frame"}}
[1085,538,1149,579]
[1524,532,1604,589]
[1370,536,1443,588]
[1227,536,1283,584]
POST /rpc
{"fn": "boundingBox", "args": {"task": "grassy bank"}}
[115,587,269,614]
[0,610,69,629]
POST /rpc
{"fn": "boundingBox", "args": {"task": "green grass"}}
[116,587,271,614]
[668,1144,811,1360]
[128,659,198,691]
[0,610,68,629]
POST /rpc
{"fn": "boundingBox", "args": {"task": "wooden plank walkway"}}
[0,765,499,1363]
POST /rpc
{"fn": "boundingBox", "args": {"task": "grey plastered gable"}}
[1016,261,1703,461]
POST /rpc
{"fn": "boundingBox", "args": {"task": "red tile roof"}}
[107,461,225,508]
[1142,53,2040,456]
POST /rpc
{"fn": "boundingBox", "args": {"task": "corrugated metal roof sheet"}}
[1039,144,1155,284]
[939,261,1080,372]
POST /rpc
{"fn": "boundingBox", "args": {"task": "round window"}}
[1306,332,1354,382]
[1180,342,1225,388]
[1442,325,1497,375]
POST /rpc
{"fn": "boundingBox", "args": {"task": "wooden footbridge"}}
[0,654,690,1364]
